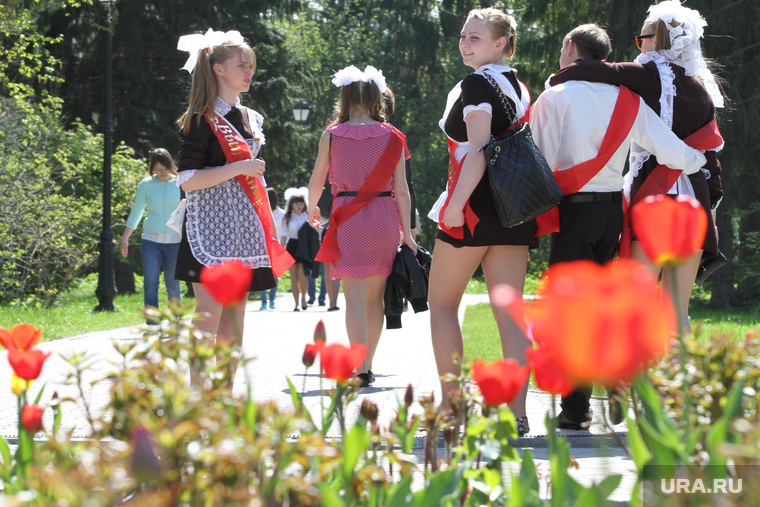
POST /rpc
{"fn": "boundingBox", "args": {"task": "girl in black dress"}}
[428,8,535,435]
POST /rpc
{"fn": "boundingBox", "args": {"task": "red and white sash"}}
[619,118,723,257]
[204,113,294,277]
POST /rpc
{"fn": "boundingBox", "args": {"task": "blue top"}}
[125,175,182,243]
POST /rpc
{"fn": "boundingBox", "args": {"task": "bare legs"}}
[429,241,530,418]
[325,263,341,309]
[630,241,703,332]
[290,263,309,310]
[191,282,248,386]
[342,275,386,373]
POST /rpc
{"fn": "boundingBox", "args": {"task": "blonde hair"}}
[177,40,256,134]
[465,8,517,59]
[332,81,386,124]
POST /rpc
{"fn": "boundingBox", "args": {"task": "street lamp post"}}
[94,0,117,312]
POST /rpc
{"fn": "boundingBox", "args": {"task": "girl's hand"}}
[308,205,321,228]
[240,158,266,178]
[442,205,465,228]
[403,232,418,254]
[120,238,129,257]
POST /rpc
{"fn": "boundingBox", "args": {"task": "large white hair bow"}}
[331,65,387,93]
[284,186,309,207]
[177,28,245,73]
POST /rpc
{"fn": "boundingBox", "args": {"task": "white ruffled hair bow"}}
[284,187,309,207]
[331,65,387,93]
[177,28,245,73]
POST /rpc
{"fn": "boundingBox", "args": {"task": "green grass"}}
[462,299,759,366]
[0,273,190,341]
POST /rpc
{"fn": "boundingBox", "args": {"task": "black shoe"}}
[367,370,375,384]
[318,301,326,306]
[327,306,340,312]
[516,415,530,436]
[556,410,592,430]
[608,389,625,425]
[356,373,371,388]
[307,299,315,305]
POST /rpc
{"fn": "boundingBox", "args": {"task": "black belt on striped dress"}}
[335,191,392,197]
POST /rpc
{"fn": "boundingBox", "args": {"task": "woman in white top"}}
[280,189,310,310]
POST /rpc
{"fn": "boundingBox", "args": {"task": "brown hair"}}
[266,187,279,210]
[565,23,611,60]
[177,39,256,134]
[148,148,177,176]
[382,87,395,118]
[645,19,675,51]
[465,8,517,59]
[333,80,386,124]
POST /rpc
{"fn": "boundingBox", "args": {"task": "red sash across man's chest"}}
[204,113,294,276]
[535,86,640,236]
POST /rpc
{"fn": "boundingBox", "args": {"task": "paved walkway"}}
[0,293,635,503]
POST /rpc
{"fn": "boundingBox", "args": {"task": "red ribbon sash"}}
[619,118,723,257]
[437,138,480,239]
[315,126,406,263]
[535,86,640,236]
[204,113,294,277]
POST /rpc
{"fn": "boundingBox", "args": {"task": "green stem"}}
[667,266,691,432]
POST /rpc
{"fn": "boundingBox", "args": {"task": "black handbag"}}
[317,183,333,220]
[479,72,562,228]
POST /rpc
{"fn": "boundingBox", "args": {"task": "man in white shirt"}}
[530,24,706,430]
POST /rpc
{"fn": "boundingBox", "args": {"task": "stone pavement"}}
[0,293,635,503]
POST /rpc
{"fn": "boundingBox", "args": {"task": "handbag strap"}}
[480,72,522,131]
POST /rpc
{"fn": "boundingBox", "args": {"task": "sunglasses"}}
[635,33,655,50]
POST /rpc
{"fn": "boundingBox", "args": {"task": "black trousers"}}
[548,193,623,422]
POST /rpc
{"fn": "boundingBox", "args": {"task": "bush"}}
[0,96,143,306]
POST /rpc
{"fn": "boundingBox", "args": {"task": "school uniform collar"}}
[214,96,244,117]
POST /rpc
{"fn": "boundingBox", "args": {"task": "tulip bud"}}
[21,404,44,434]
[404,384,413,407]
[360,398,379,423]
[130,426,162,484]
[11,373,32,397]
[313,320,327,343]
[302,343,318,368]
[442,424,457,446]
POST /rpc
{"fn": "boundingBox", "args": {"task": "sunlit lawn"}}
[0,270,300,341]
[462,298,759,365]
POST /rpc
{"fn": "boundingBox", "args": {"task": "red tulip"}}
[526,346,575,397]
[632,194,707,267]
[0,324,42,352]
[471,359,530,407]
[529,260,674,388]
[200,260,253,306]
[320,342,366,383]
[313,320,327,343]
[8,348,51,380]
[302,343,319,368]
[21,404,44,434]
